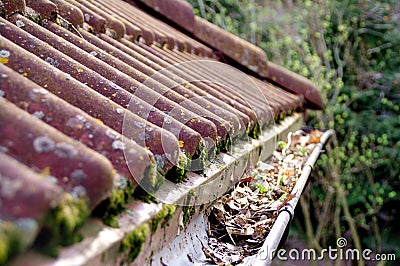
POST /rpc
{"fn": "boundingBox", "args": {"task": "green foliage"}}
[187,0,400,255]
[0,222,25,266]
[254,183,268,194]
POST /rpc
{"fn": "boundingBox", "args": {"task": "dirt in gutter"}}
[204,129,324,265]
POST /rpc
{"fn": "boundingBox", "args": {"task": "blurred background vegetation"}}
[186,0,400,263]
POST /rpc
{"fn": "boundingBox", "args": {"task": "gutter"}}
[247,129,335,265]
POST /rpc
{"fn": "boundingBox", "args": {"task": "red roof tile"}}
[193,16,270,75]
[0,63,153,184]
[266,62,323,109]
[136,0,196,33]
[136,0,323,109]
[0,97,114,208]
[25,0,58,20]
[0,152,64,222]
[0,0,318,262]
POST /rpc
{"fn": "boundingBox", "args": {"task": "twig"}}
[58,15,84,40]
[335,168,364,266]
[315,187,334,243]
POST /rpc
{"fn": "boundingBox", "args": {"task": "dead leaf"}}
[309,130,323,143]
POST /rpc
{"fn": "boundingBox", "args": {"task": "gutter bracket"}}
[278,204,294,221]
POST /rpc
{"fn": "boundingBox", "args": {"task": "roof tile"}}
[0,63,154,183]
[136,0,196,33]
[0,98,114,209]
[51,0,83,28]
[25,0,58,20]
[63,0,106,34]
[0,0,316,262]
[0,152,64,221]
[266,62,323,109]
[38,19,238,142]
[74,0,126,39]
[193,16,270,77]
[136,0,322,109]
[0,24,182,174]
[2,0,25,17]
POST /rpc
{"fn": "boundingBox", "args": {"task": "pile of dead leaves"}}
[204,129,323,265]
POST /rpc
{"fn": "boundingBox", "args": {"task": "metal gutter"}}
[151,128,334,266]
[247,129,335,265]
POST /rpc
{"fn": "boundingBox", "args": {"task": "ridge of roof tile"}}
[63,0,106,34]
[50,0,83,28]
[2,0,26,17]
[266,62,323,109]
[193,16,270,76]
[136,0,323,110]
[25,0,58,20]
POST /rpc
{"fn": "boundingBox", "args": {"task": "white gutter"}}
[247,129,335,266]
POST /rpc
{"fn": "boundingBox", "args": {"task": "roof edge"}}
[192,16,269,77]
[135,0,196,32]
[266,62,323,110]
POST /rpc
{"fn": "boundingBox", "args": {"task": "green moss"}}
[190,139,208,173]
[177,152,191,182]
[120,223,150,263]
[166,152,190,183]
[25,8,47,27]
[216,137,223,153]
[103,215,119,228]
[182,205,196,227]
[217,135,232,153]
[134,187,158,203]
[100,164,157,226]
[145,159,160,189]
[0,222,25,266]
[189,189,196,197]
[101,177,135,227]
[36,195,90,255]
[248,122,261,139]
[151,204,176,232]
[133,169,163,203]
[54,196,89,245]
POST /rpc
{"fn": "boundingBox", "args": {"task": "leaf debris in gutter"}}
[204,129,324,265]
